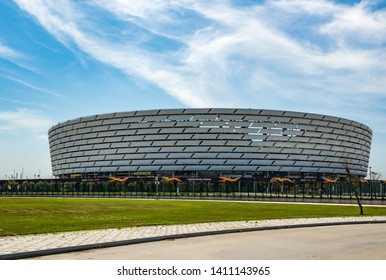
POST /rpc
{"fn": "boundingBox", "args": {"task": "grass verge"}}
[1,197,386,236]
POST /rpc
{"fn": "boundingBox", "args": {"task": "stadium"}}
[48,108,372,182]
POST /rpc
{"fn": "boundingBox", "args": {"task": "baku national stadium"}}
[48,108,372,181]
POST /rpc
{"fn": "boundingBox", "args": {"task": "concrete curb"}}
[1,219,386,260]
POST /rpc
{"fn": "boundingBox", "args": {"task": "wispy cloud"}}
[0,108,54,140]
[12,0,386,124]
[0,43,22,60]
[3,75,64,98]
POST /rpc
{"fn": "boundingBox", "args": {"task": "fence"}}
[1,179,385,203]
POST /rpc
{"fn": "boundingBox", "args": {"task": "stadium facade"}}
[48,108,372,181]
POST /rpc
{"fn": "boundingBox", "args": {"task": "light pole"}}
[369,166,373,199]
[155,175,159,199]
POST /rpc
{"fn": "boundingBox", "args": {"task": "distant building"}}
[48,108,372,180]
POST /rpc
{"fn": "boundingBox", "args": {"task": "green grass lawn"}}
[1,197,386,236]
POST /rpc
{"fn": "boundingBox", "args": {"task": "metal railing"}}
[0,179,385,204]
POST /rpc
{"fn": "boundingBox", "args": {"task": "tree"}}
[370,171,382,181]
[344,162,364,215]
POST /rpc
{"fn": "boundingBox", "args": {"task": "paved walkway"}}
[1,216,386,259]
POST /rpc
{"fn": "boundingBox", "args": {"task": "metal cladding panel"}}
[94,161,112,167]
[184,127,210,133]
[317,168,335,173]
[100,166,119,172]
[210,108,237,114]
[194,153,219,158]
[153,141,177,147]
[209,166,233,171]
[114,111,136,118]
[167,133,193,140]
[166,153,193,158]
[134,109,160,116]
[72,168,86,173]
[305,113,325,120]
[111,160,132,166]
[225,159,251,165]
[201,159,226,165]
[176,140,202,146]
[142,153,169,159]
[283,111,306,118]
[209,146,235,152]
[250,160,274,165]
[105,154,124,160]
[130,141,154,147]
[121,117,144,123]
[110,142,129,148]
[143,115,167,122]
[102,118,122,125]
[145,134,168,140]
[161,165,184,171]
[129,123,152,129]
[169,115,193,122]
[242,152,268,159]
[160,128,185,134]
[159,109,185,115]
[300,167,320,172]
[130,160,154,165]
[104,137,123,143]
[184,165,210,171]
[192,134,218,140]
[233,166,258,171]
[294,161,316,167]
[267,154,288,160]
[224,140,250,146]
[98,131,116,137]
[184,146,209,152]
[135,128,160,135]
[84,150,100,156]
[274,160,295,166]
[118,166,139,171]
[259,166,283,171]
[49,108,372,177]
[80,162,95,167]
[183,108,210,114]
[161,146,186,152]
[235,108,261,115]
[194,114,218,120]
[235,147,258,153]
[202,140,227,146]
[152,160,176,165]
[280,167,302,172]
[314,162,331,167]
[150,122,177,128]
[218,114,244,120]
[177,159,201,165]
[96,113,115,120]
[98,149,118,155]
[87,138,104,144]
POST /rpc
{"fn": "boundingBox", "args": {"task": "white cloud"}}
[0,108,54,140]
[12,0,386,121]
[0,44,22,59]
[320,1,386,44]
[3,76,64,98]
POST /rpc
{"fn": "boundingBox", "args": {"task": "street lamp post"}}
[155,175,159,199]
[369,166,373,199]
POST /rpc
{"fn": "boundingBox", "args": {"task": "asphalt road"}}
[33,223,386,260]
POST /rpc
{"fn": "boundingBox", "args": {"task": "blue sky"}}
[0,0,385,179]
